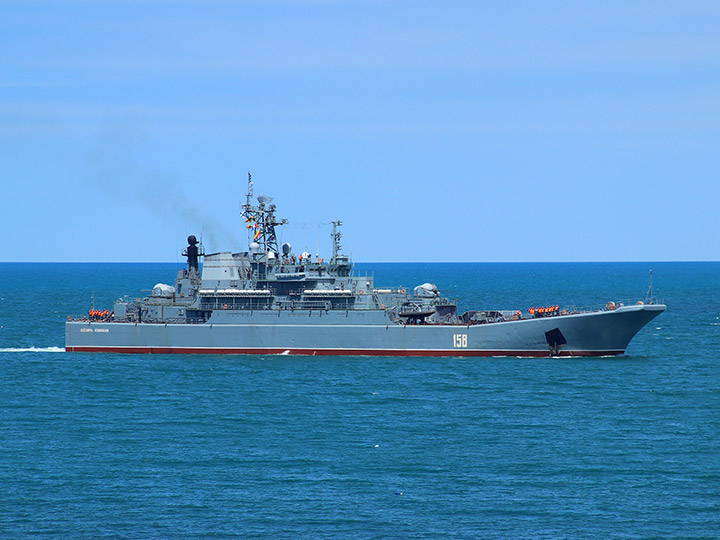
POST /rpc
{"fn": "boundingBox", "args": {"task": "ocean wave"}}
[0,346,65,353]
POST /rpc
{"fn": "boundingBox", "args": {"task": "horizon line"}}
[1,260,718,264]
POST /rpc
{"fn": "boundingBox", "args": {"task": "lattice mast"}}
[242,172,287,258]
[331,220,343,262]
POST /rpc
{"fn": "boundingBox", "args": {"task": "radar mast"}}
[331,220,343,263]
[241,172,287,260]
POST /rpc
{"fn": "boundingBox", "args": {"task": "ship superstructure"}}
[66,175,665,357]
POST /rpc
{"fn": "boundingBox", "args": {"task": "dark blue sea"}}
[1,262,718,539]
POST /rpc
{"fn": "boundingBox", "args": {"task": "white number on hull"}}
[453,334,468,348]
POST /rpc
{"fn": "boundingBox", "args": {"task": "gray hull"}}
[66,303,665,357]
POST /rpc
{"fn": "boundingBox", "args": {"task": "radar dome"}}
[282,243,292,255]
[249,242,260,254]
[152,283,176,298]
[414,283,439,298]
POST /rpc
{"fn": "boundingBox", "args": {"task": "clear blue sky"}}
[2,0,718,262]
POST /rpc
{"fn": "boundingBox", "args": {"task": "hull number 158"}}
[453,334,468,348]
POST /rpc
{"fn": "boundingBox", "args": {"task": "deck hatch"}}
[545,328,567,356]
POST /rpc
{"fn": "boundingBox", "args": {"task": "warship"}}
[66,175,665,357]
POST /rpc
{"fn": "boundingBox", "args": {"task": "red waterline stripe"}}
[66,346,624,357]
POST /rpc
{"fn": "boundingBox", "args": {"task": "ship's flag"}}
[241,210,255,222]
[253,228,261,240]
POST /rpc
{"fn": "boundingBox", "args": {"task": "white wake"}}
[0,346,65,353]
